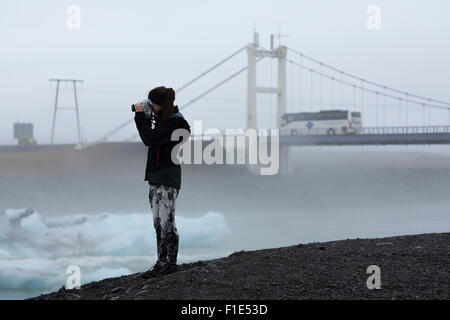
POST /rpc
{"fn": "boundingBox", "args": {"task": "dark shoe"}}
[152,260,166,272]
[142,261,166,279]
[159,262,178,275]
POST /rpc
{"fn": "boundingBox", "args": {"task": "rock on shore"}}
[31,232,450,300]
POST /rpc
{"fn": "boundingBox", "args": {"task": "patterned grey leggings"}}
[149,184,180,264]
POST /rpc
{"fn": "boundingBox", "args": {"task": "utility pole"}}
[49,79,83,144]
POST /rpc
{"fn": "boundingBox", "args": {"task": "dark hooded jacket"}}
[134,105,190,189]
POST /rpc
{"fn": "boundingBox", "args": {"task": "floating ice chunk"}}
[2,209,232,258]
[0,209,232,292]
[5,208,35,229]
[20,212,49,234]
[179,212,232,246]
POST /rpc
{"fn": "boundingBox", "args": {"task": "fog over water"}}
[1,144,450,299]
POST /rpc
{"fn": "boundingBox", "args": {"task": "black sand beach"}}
[31,232,450,300]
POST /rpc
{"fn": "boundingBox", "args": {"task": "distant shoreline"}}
[31,232,450,300]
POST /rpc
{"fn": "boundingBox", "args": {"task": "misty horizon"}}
[1,0,450,145]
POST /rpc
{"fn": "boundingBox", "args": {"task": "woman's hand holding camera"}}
[134,103,144,112]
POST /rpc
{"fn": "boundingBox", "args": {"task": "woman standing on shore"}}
[134,86,191,277]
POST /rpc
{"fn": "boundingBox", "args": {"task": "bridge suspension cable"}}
[95,44,251,143]
[375,91,379,126]
[287,47,450,108]
[180,57,265,111]
[309,68,313,111]
[383,87,387,126]
[176,45,249,93]
[298,55,303,110]
[286,58,450,111]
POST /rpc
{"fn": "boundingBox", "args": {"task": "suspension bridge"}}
[71,32,449,146]
[48,32,450,172]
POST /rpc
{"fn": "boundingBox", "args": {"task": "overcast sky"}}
[1,0,449,145]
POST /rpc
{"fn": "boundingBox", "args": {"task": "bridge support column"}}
[277,46,287,129]
[246,33,289,175]
[247,43,257,130]
[279,145,292,175]
[246,35,288,130]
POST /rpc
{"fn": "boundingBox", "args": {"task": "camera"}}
[131,99,154,119]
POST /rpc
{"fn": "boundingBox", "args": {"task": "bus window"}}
[280,109,361,136]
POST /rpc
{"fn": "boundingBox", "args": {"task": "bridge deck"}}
[280,133,450,146]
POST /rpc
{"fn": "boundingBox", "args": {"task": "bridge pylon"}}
[246,35,287,130]
[247,33,291,175]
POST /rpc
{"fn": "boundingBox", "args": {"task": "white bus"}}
[280,110,362,136]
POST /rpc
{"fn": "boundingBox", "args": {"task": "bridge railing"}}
[361,126,450,135]
[188,126,450,139]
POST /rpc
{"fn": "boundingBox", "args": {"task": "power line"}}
[96,57,265,142]
[82,88,266,103]
[82,88,143,96]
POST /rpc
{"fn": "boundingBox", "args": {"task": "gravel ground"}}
[31,232,450,300]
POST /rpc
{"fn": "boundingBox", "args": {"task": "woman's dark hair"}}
[148,86,176,128]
